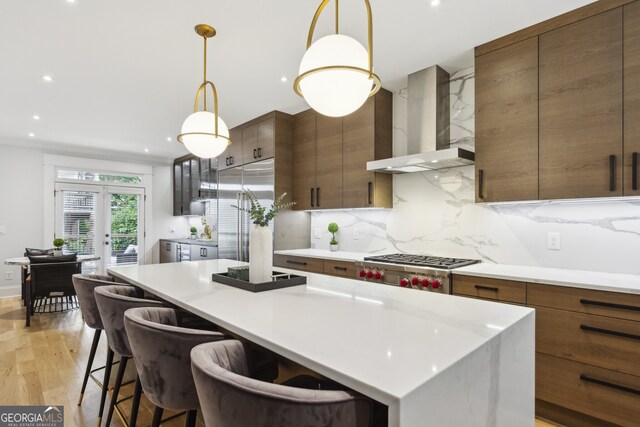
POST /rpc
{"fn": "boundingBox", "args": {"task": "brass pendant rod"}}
[203,36,207,111]
[306,0,374,77]
[335,0,339,34]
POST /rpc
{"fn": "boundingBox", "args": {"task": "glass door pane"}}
[104,191,143,270]
[57,188,100,275]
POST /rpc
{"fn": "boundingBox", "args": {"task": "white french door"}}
[55,184,145,274]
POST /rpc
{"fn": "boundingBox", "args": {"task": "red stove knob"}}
[411,277,420,286]
[422,278,431,287]
[432,280,441,289]
[359,270,366,278]
[400,278,409,287]
[367,271,374,279]
[375,272,382,280]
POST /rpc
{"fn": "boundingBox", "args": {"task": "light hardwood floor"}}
[0,296,559,427]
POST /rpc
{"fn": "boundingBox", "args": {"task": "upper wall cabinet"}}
[475,38,539,203]
[625,1,640,196]
[539,9,623,199]
[292,89,393,211]
[474,0,640,203]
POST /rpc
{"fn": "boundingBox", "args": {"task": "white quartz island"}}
[108,259,535,427]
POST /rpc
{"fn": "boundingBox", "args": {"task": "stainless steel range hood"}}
[367,65,475,174]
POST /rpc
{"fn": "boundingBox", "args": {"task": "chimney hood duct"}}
[367,65,475,174]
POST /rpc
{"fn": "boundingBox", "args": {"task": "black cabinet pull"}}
[368,181,372,205]
[286,260,307,266]
[253,148,257,159]
[311,188,315,208]
[475,285,499,292]
[609,154,616,192]
[580,299,640,312]
[580,324,640,341]
[633,152,638,191]
[166,243,171,251]
[478,169,485,199]
[580,374,640,396]
[333,266,348,271]
[230,156,234,165]
[316,187,320,207]
[258,147,262,158]
[203,248,207,257]
[225,157,229,167]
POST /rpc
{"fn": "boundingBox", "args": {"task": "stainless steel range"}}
[355,254,480,294]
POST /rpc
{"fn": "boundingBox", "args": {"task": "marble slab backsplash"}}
[310,67,640,275]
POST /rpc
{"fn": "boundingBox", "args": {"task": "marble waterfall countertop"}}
[454,263,640,295]
[274,248,380,262]
[159,238,218,247]
[108,259,534,426]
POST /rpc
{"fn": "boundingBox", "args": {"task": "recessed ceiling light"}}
[166,136,172,142]
[144,148,149,153]
[43,75,53,82]
[33,115,40,120]
[28,133,35,137]
[66,0,76,3]
[431,160,439,163]
[280,76,288,83]
[431,0,441,6]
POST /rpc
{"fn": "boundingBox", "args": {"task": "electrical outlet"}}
[353,229,360,240]
[169,226,176,233]
[5,271,13,280]
[547,232,561,251]
[313,228,322,239]
[0,226,5,235]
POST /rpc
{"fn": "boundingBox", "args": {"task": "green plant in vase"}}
[328,222,339,251]
[53,238,64,256]
[232,189,296,227]
[190,226,198,239]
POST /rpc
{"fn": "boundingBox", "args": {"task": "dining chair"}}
[26,260,81,326]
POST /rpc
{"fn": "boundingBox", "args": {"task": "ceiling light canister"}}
[294,0,381,117]
[177,24,231,159]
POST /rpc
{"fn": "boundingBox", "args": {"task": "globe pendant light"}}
[294,0,381,117]
[177,24,231,159]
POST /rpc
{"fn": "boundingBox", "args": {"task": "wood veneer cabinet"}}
[273,254,357,279]
[539,9,624,199]
[343,92,393,208]
[475,38,539,202]
[452,273,640,426]
[625,1,640,196]
[292,89,393,211]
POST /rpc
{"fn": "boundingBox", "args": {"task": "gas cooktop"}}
[363,254,480,269]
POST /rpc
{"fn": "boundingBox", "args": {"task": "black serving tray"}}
[211,271,307,293]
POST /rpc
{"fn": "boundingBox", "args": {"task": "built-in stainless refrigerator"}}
[217,159,275,261]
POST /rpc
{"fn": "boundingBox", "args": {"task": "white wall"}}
[0,145,45,296]
[0,144,182,296]
[310,67,640,275]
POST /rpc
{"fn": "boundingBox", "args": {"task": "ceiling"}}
[0,0,595,164]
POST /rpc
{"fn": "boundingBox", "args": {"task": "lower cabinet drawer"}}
[323,260,357,278]
[452,274,526,304]
[537,353,640,426]
[535,306,640,377]
[273,255,324,274]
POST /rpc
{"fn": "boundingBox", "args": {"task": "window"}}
[57,169,142,184]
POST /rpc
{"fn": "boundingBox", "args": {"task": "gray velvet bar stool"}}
[190,340,373,427]
[94,285,165,427]
[124,307,228,427]
[72,274,120,422]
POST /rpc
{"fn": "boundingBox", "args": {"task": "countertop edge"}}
[453,267,640,295]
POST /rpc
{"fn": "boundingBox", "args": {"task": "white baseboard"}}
[0,285,21,298]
